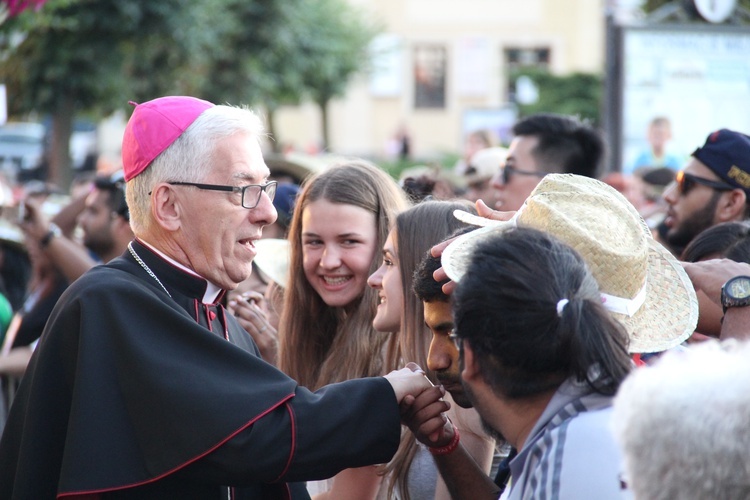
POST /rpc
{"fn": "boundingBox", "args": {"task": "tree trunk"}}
[266,106,281,154]
[318,98,329,152]
[49,97,75,190]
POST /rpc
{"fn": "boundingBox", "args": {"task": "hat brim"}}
[253,239,291,289]
[442,211,698,353]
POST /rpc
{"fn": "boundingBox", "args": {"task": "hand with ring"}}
[227,291,278,365]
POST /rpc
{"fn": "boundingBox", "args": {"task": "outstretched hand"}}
[384,362,434,404]
[682,259,750,306]
[682,259,750,339]
[429,199,516,295]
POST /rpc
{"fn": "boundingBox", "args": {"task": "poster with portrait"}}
[620,25,750,172]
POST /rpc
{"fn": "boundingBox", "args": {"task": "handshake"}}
[383,363,455,450]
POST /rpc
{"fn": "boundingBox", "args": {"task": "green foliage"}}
[1,0,378,117]
[298,0,380,107]
[0,0,223,117]
[198,0,380,110]
[510,68,603,126]
[0,0,380,176]
[196,0,305,106]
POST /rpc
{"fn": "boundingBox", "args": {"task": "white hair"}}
[126,104,265,234]
[612,339,750,500]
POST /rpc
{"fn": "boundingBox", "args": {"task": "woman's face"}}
[368,229,404,332]
[302,199,378,308]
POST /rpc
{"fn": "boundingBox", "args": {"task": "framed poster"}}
[618,25,750,172]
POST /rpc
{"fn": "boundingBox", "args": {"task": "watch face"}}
[728,277,750,300]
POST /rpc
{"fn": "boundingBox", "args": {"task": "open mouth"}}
[239,239,257,254]
[323,275,351,286]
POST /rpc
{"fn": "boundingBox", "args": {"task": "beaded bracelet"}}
[428,424,460,455]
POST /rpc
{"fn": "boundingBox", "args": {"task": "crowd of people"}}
[0,94,749,499]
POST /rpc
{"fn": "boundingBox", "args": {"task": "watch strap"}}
[40,223,62,248]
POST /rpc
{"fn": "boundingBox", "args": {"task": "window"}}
[504,47,551,102]
[414,45,447,109]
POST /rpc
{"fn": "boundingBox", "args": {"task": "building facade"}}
[273,0,606,160]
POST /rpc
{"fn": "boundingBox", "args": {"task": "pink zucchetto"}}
[122,96,215,181]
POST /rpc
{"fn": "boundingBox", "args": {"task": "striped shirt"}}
[506,378,631,500]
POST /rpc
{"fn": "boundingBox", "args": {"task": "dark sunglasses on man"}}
[501,165,546,185]
[673,170,735,197]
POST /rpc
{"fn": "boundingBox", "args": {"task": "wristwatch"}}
[720,276,750,313]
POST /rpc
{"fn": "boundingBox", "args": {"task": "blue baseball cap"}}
[273,182,300,230]
[693,129,750,193]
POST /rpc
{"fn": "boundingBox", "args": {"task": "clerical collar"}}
[137,239,222,304]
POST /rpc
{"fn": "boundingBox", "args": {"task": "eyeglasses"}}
[673,171,735,197]
[502,165,546,185]
[169,180,277,209]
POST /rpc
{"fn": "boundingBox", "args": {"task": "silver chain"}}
[128,242,172,298]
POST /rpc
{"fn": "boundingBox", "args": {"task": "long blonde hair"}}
[278,160,409,390]
[382,199,476,500]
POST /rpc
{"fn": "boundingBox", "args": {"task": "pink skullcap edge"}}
[122,96,215,181]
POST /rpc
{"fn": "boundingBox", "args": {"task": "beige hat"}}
[464,147,508,185]
[253,239,291,289]
[442,173,698,353]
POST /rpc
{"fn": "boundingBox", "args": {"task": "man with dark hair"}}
[446,228,631,499]
[662,128,750,256]
[78,171,133,264]
[403,174,698,500]
[20,170,134,284]
[490,113,604,211]
[413,251,471,409]
[412,252,514,499]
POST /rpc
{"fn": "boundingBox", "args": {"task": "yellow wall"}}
[274,0,605,160]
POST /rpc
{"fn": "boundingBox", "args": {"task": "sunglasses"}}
[674,171,735,196]
[502,165,546,185]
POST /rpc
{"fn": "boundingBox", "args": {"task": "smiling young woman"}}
[367,200,496,500]
[277,160,409,499]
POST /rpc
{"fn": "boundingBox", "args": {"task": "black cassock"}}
[0,240,399,499]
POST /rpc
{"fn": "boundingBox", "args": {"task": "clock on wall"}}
[693,0,737,23]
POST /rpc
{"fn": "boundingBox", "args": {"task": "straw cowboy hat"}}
[442,173,698,353]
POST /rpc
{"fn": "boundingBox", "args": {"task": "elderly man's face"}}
[177,132,276,289]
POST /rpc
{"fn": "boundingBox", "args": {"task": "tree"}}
[198,0,380,153]
[0,0,228,186]
[2,0,379,186]
[511,68,603,127]
[197,0,310,152]
[296,0,379,151]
